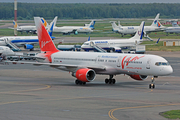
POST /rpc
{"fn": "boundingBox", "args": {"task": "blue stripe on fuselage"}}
[11,39,39,43]
[82,47,110,51]
[82,47,129,51]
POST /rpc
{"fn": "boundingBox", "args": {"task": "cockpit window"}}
[0,39,4,41]
[155,62,169,66]
[83,43,89,45]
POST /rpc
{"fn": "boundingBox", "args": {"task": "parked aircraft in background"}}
[11,18,47,34]
[0,46,14,56]
[164,20,180,35]
[7,17,173,89]
[53,17,96,35]
[0,17,56,51]
[10,17,56,34]
[82,21,146,53]
[111,13,165,40]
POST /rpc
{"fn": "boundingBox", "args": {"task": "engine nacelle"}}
[24,44,34,50]
[112,47,122,53]
[130,75,148,81]
[72,68,96,82]
[74,31,78,35]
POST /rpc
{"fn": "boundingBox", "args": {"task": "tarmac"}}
[1,23,180,119]
[0,51,180,120]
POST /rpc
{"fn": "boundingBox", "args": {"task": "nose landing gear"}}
[149,76,158,89]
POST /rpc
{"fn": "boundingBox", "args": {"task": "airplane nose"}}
[166,66,173,75]
[169,66,173,74]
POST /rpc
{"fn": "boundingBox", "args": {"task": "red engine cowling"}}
[72,68,96,82]
[130,75,148,81]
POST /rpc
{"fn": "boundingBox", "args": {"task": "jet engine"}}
[74,31,78,35]
[72,68,96,82]
[112,47,122,53]
[130,75,148,81]
[24,44,34,51]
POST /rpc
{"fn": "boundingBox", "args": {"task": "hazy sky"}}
[0,0,180,3]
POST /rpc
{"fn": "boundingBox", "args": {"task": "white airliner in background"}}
[53,17,96,35]
[111,13,166,39]
[81,21,157,53]
[0,46,14,56]
[11,17,55,34]
[164,20,180,35]
[0,17,56,51]
[7,17,173,89]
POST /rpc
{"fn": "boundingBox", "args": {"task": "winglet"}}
[34,17,58,52]
[88,36,90,41]
[156,38,160,44]
[89,20,96,29]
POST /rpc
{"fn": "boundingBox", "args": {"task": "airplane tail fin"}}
[110,21,118,29]
[89,20,96,29]
[13,20,18,29]
[118,21,122,27]
[131,21,145,40]
[40,18,49,28]
[34,17,58,52]
[150,13,164,28]
[48,16,57,37]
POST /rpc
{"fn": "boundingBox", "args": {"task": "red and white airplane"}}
[10,17,173,89]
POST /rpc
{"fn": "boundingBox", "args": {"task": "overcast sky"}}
[0,0,180,3]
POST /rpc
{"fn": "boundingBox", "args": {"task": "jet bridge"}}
[4,38,21,51]
[90,41,107,53]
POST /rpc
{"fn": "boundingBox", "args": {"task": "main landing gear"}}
[105,75,116,84]
[75,79,86,85]
[149,76,157,89]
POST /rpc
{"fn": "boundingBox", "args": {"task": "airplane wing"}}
[142,38,160,45]
[8,27,15,29]
[60,30,74,33]
[5,61,106,71]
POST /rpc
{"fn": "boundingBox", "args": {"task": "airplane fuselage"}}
[53,26,93,34]
[164,27,180,33]
[41,51,173,76]
[0,36,39,47]
[116,26,163,34]
[81,38,143,51]
[17,26,37,32]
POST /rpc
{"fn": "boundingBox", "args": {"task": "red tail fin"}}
[34,17,58,52]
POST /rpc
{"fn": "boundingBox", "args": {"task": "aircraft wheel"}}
[109,79,112,84]
[149,84,155,89]
[149,84,151,89]
[79,81,83,85]
[112,79,116,84]
[75,80,79,85]
[105,78,109,84]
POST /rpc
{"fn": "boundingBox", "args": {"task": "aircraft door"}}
[90,41,95,47]
[117,56,122,67]
[146,59,151,69]
[96,55,101,63]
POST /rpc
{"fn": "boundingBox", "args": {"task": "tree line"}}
[0,3,180,20]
